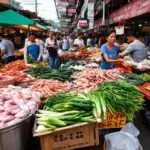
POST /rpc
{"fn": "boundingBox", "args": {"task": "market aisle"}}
[134,113,150,150]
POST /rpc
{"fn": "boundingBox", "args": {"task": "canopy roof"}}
[0,9,34,26]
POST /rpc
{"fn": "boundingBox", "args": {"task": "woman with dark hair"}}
[24,33,43,63]
[45,31,58,69]
[73,33,84,47]
[101,30,123,69]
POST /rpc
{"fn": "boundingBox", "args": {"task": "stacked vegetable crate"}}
[33,121,99,150]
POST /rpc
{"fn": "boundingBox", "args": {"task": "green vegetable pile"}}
[122,73,148,86]
[25,66,73,82]
[139,73,150,81]
[36,93,95,133]
[62,60,85,68]
[36,81,144,133]
[95,81,144,121]
[27,56,35,64]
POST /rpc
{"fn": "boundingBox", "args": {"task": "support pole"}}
[102,0,105,25]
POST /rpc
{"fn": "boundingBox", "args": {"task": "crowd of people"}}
[0,30,150,70]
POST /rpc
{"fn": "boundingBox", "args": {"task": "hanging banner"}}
[88,3,94,29]
[110,0,150,24]
[68,8,76,13]
[94,18,102,28]
[58,1,69,6]
[81,0,88,18]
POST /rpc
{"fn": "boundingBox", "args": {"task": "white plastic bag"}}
[42,48,49,62]
[105,122,143,150]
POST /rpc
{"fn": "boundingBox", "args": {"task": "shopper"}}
[24,33,43,63]
[45,31,58,69]
[120,31,148,62]
[99,32,107,47]
[62,36,69,51]
[87,34,92,47]
[101,30,123,69]
[68,35,74,48]
[36,34,45,49]
[0,33,15,64]
[73,33,84,47]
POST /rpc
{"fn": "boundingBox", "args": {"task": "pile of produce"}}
[138,83,150,100]
[0,85,42,128]
[95,81,144,121]
[25,66,73,82]
[35,81,144,133]
[76,47,92,57]
[124,59,150,71]
[32,62,49,67]
[0,76,16,88]
[14,50,24,57]
[58,51,76,59]
[31,79,71,96]
[72,68,124,92]
[36,93,95,133]
[122,73,148,86]
[2,60,31,73]
[139,73,150,81]
[61,60,85,69]
[1,60,34,85]
[85,63,99,68]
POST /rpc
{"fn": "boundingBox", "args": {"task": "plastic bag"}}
[105,122,143,150]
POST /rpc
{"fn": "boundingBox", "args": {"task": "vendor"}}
[73,33,84,48]
[45,31,58,69]
[24,33,43,63]
[0,33,15,64]
[120,31,148,62]
[101,30,123,69]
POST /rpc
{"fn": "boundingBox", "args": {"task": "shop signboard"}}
[99,111,126,129]
[58,1,69,6]
[88,3,94,29]
[68,8,76,13]
[57,6,66,13]
[78,20,88,28]
[115,26,125,35]
[110,0,150,24]
[65,18,71,22]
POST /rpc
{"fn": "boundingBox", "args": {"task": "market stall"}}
[0,55,150,150]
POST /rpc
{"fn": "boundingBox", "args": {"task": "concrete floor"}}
[134,113,150,150]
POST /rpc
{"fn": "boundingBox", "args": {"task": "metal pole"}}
[102,0,105,25]
[28,25,30,38]
[35,0,37,13]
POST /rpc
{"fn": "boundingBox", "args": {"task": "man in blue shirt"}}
[0,33,15,64]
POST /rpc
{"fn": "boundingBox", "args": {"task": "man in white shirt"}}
[0,33,15,64]
[73,33,84,47]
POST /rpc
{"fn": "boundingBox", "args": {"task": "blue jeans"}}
[49,56,58,69]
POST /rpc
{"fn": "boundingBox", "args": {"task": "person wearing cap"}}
[0,33,15,64]
[120,31,148,62]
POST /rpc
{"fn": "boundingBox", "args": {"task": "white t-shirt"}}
[62,39,69,50]
[87,38,91,46]
[45,38,55,47]
[73,38,84,47]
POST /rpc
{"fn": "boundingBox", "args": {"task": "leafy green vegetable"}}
[25,66,73,82]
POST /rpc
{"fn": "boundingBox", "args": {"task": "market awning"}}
[35,22,50,30]
[0,9,34,26]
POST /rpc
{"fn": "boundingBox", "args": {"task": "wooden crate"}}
[99,111,126,129]
[33,121,99,150]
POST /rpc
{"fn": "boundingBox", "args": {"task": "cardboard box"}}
[99,111,126,129]
[33,121,99,150]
